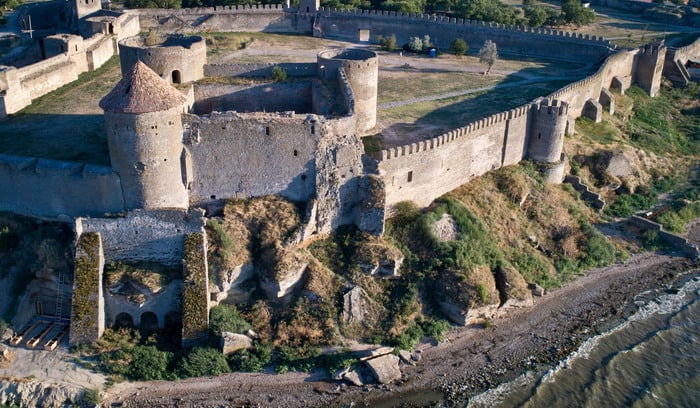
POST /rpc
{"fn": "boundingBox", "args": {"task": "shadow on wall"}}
[0,113,110,166]
[193,81,314,114]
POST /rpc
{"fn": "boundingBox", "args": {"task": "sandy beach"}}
[100,252,698,408]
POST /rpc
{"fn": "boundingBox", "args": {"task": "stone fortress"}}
[0,0,698,345]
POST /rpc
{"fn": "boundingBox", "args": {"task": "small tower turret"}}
[527,99,568,163]
[100,61,188,210]
[634,41,666,97]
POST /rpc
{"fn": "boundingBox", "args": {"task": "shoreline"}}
[104,252,699,408]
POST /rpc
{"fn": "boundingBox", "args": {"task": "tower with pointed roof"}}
[100,61,189,210]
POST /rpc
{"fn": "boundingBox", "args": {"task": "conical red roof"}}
[99,61,187,114]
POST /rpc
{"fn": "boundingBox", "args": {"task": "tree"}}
[523,4,551,27]
[478,40,498,74]
[422,34,432,50]
[561,0,595,27]
[450,38,468,57]
[454,0,523,26]
[271,66,287,82]
[407,36,423,53]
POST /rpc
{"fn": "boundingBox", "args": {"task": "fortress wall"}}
[203,62,317,78]
[130,6,294,33]
[0,154,125,219]
[85,34,116,71]
[670,35,700,65]
[116,13,142,40]
[75,209,206,266]
[379,112,513,208]
[317,9,613,62]
[192,81,313,114]
[501,105,531,166]
[183,112,320,206]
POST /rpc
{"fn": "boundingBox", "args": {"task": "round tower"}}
[119,34,207,85]
[99,61,188,210]
[317,49,378,135]
[527,99,568,163]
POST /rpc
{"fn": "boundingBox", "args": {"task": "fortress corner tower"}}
[100,61,189,210]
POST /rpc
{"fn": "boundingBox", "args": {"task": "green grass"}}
[0,57,121,165]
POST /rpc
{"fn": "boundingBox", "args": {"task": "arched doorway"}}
[140,311,159,335]
[114,312,134,329]
[171,70,182,84]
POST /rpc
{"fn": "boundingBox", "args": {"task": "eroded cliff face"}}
[0,380,83,408]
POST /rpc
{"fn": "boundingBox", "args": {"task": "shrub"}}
[177,347,230,378]
[476,283,489,303]
[450,38,467,57]
[209,304,252,336]
[391,322,424,351]
[228,343,272,372]
[78,388,101,406]
[419,319,450,341]
[377,34,397,51]
[129,345,173,380]
[407,36,423,53]
[271,66,287,82]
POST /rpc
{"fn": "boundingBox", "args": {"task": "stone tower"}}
[298,0,320,13]
[99,61,189,210]
[72,0,101,20]
[527,99,568,163]
[634,41,666,97]
[317,49,378,135]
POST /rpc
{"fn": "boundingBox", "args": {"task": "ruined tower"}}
[72,0,102,20]
[527,99,568,163]
[317,49,378,134]
[99,61,189,210]
[634,41,666,98]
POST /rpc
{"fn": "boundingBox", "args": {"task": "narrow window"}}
[266,126,270,136]
[311,125,315,135]
[293,149,298,157]
[210,195,216,199]
[407,171,413,182]
[538,133,542,139]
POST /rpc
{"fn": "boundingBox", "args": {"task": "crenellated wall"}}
[0,154,125,219]
[377,43,666,211]
[315,8,614,63]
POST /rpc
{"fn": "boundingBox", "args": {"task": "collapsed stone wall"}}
[664,36,700,86]
[0,154,124,219]
[75,209,205,266]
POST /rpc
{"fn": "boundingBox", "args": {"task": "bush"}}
[450,38,467,57]
[209,304,252,336]
[78,388,101,407]
[391,322,424,351]
[129,345,173,380]
[377,34,397,51]
[228,343,272,372]
[177,347,230,378]
[476,283,489,303]
[271,66,287,82]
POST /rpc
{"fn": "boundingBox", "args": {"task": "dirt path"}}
[104,253,698,408]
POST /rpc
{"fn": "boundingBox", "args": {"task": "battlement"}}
[640,40,664,56]
[130,4,285,16]
[319,7,614,47]
[532,99,567,116]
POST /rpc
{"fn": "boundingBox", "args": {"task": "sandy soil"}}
[102,253,698,408]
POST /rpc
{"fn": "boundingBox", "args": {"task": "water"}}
[468,271,700,408]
